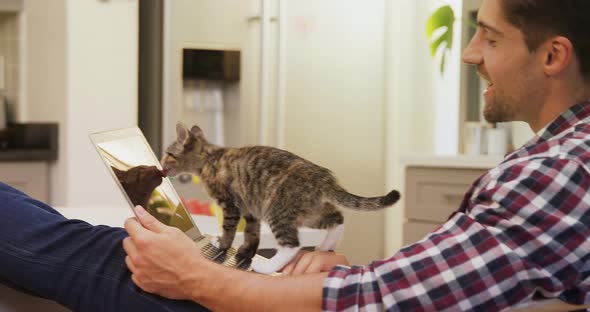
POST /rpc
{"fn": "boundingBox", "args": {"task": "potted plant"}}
[426,4,456,74]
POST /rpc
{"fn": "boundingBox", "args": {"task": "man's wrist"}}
[186,259,221,304]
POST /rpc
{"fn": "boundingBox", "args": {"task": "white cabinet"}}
[403,166,485,244]
[401,156,501,245]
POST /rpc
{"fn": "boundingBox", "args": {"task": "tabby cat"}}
[161,123,400,274]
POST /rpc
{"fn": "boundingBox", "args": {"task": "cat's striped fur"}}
[161,123,400,273]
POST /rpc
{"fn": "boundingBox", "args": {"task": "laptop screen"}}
[89,127,202,240]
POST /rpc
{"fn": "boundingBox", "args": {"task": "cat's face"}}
[161,123,207,177]
[112,165,164,197]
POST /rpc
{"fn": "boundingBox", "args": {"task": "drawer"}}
[405,167,486,223]
[402,220,441,245]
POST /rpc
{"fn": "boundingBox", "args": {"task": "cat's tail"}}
[326,185,401,211]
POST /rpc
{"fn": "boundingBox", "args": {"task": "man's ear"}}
[543,36,574,77]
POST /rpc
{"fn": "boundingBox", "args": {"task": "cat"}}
[161,123,401,274]
[112,165,165,214]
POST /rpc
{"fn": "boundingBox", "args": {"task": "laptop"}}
[90,127,265,271]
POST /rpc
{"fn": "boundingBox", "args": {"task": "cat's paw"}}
[237,245,257,259]
[210,236,221,248]
[251,259,277,275]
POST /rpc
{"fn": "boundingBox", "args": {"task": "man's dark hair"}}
[499,0,590,82]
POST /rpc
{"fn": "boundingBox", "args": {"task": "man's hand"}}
[124,206,327,311]
[123,205,204,300]
[281,250,350,276]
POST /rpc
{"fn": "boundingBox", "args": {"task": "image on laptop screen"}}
[90,127,268,271]
[90,127,199,237]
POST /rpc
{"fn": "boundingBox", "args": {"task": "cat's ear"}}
[112,166,125,180]
[190,125,204,138]
[176,123,190,143]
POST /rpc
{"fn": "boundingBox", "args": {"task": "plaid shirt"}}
[323,101,590,311]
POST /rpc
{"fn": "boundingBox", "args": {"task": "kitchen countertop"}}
[0,123,58,161]
[0,148,58,161]
[0,0,22,12]
[399,154,505,169]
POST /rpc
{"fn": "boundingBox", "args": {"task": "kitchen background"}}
[0,0,534,266]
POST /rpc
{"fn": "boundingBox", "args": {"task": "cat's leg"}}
[237,214,260,259]
[313,203,345,252]
[251,245,301,275]
[213,201,241,250]
[317,224,344,252]
[251,216,301,274]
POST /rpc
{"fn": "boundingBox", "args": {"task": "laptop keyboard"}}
[199,240,253,270]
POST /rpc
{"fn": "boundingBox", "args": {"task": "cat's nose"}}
[160,168,169,177]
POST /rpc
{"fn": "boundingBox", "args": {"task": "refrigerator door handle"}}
[246,16,261,22]
[252,0,285,147]
[247,16,278,22]
[275,0,286,149]
[258,0,271,145]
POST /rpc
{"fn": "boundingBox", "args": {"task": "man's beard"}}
[482,89,517,123]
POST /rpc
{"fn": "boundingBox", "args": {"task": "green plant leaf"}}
[426,5,455,73]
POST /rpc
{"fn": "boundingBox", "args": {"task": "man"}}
[0,0,588,311]
[123,0,590,310]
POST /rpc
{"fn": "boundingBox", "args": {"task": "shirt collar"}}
[528,100,590,145]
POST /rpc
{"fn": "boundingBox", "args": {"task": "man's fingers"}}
[123,237,144,274]
[281,262,295,275]
[304,260,324,274]
[131,273,143,289]
[124,216,150,241]
[124,217,142,236]
[291,252,314,276]
[134,205,167,233]
[281,250,306,275]
[125,255,137,273]
[122,237,138,257]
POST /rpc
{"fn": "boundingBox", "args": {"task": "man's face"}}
[462,0,547,124]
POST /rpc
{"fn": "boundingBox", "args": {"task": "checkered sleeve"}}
[323,157,590,311]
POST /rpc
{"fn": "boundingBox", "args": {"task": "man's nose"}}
[462,39,481,65]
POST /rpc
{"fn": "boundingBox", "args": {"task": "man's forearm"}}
[189,261,327,311]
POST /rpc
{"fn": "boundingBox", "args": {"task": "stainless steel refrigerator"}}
[139,0,388,264]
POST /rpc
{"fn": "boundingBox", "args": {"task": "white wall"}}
[281,0,388,265]
[65,0,138,206]
[385,0,466,255]
[25,0,138,207]
[385,0,435,255]
[23,0,68,205]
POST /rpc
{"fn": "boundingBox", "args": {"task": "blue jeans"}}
[0,182,208,312]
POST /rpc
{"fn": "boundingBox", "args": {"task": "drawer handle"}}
[443,194,464,203]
